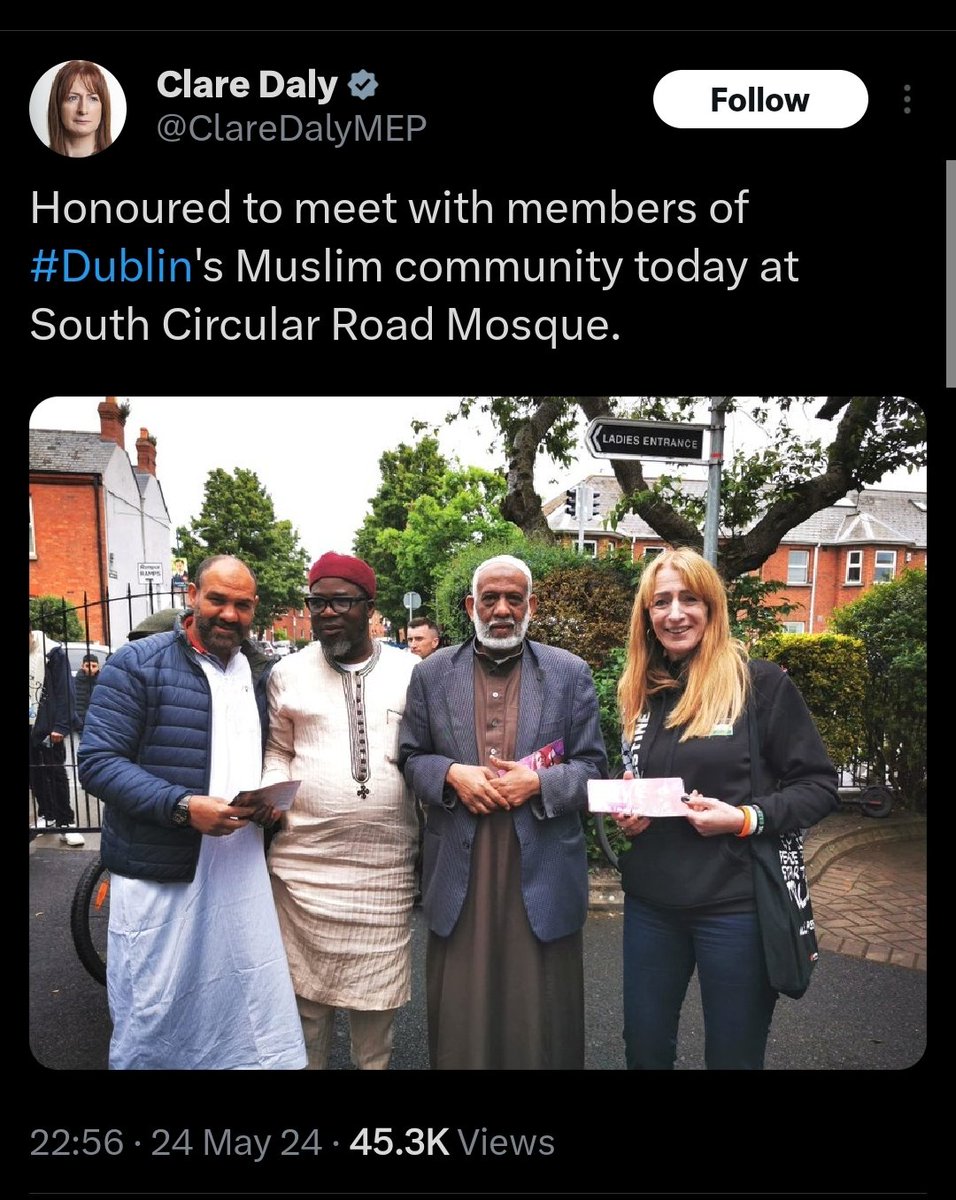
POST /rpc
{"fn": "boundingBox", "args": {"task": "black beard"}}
[195,613,241,648]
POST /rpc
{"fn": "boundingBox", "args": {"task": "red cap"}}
[308,552,376,598]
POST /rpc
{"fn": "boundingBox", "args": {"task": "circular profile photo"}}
[29,60,126,157]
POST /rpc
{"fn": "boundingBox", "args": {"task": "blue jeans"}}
[623,896,778,1070]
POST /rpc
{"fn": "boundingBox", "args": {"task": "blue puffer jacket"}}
[78,623,275,882]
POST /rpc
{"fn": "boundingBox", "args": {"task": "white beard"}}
[472,610,530,652]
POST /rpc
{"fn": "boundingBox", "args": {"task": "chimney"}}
[136,428,157,475]
[98,396,126,450]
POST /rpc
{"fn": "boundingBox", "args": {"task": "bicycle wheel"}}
[591,812,622,870]
[70,857,110,985]
[860,784,894,818]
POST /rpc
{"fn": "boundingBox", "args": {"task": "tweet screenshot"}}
[21,29,938,1195]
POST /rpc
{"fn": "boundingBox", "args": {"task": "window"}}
[781,621,806,634]
[874,550,897,583]
[845,549,862,584]
[787,550,810,585]
[576,540,597,557]
[643,546,663,560]
[29,497,36,558]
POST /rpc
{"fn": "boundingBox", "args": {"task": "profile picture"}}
[29,60,126,157]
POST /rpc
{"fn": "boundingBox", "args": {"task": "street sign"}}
[402,591,422,610]
[137,562,163,584]
[586,418,707,462]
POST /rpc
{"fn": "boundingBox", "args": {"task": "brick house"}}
[545,473,926,630]
[29,398,174,644]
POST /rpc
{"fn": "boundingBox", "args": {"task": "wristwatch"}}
[172,795,192,828]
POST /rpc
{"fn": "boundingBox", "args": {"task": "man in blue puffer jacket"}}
[78,555,306,1070]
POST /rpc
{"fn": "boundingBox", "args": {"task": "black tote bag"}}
[747,687,820,999]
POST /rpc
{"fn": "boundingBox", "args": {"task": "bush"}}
[29,595,84,643]
[828,569,926,810]
[531,564,636,673]
[750,632,868,772]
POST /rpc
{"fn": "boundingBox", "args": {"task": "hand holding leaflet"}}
[230,779,301,824]
[587,777,689,818]
[496,738,565,776]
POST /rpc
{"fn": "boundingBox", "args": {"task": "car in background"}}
[271,642,293,657]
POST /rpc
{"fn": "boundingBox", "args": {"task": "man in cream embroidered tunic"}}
[264,553,417,1070]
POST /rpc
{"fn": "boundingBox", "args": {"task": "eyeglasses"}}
[305,595,369,614]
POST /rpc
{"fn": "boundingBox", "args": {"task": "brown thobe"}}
[426,645,585,1069]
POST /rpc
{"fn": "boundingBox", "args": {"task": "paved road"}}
[29,838,926,1072]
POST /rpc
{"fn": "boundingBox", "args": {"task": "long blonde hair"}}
[617,548,750,743]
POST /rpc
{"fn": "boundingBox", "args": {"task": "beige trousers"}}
[296,996,397,1070]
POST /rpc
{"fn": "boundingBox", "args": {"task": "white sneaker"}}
[60,831,85,847]
[35,817,52,830]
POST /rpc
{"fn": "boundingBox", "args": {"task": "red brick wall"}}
[30,475,108,641]
[754,544,926,631]
[269,608,315,645]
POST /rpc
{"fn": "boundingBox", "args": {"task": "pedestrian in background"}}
[73,653,100,726]
[407,617,441,660]
[29,625,83,843]
[614,547,838,1069]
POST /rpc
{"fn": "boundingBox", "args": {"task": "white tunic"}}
[264,642,417,1010]
[107,648,306,1070]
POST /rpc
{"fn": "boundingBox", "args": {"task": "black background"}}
[19,28,938,1196]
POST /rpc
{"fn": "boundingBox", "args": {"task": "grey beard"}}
[323,635,352,659]
[472,611,530,652]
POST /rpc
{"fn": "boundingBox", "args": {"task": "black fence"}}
[28,585,189,834]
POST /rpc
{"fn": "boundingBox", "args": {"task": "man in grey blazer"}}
[399,554,608,1069]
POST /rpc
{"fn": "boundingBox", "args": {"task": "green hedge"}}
[750,632,867,773]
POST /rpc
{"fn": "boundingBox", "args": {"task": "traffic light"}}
[590,490,601,518]
[565,487,577,516]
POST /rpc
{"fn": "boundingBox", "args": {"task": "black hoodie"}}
[618,658,838,912]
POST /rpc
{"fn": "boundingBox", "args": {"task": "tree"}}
[353,437,449,626]
[441,396,926,579]
[828,569,926,809]
[395,466,519,601]
[354,439,520,629]
[175,467,309,627]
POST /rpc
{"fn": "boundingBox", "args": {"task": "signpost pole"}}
[702,397,727,566]
[401,590,422,642]
[577,484,587,554]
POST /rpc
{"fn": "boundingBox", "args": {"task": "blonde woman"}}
[615,548,837,1069]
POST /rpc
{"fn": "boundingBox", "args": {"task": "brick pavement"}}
[811,837,927,971]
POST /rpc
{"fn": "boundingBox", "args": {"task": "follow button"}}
[654,70,868,128]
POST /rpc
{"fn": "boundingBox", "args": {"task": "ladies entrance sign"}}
[585,405,725,566]
[585,418,707,462]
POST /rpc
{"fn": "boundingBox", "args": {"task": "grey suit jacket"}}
[399,638,608,942]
